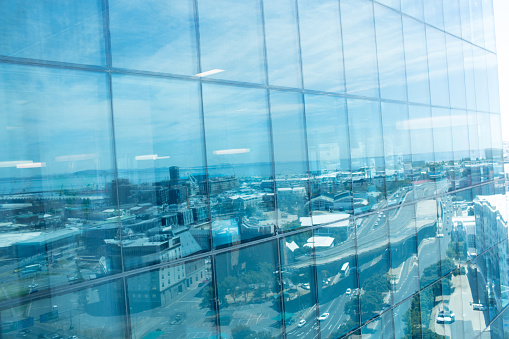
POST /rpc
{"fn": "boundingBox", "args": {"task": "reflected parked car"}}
[436,310,455,324]
[473,303,487,311]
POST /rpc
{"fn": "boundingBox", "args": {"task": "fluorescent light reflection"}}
[213,148,251,155]
[135,154,170,161]
[0,160,33,168]
[195,69,225,77]
[17,162,46,169]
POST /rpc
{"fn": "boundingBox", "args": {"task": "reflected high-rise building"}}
[0,0,507,338]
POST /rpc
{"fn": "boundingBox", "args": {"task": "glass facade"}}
[0,0,507,338]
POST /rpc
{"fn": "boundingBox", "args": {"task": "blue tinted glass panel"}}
[279,231,319,338]
[374,4,407,102]
[388,204,419,303]
[477,112,493,182]
[0,0,106,66]
[482,0,496,52]
[376,0,400,11]
[486,53,501,113]
[298,0,345,92]
[111,74,211,270]
[402,17,430,105]
[214,241,282,338]
[356,216,391,324]
[475,254,489,332]
[444,0,462,37]
[486,247,502,321]
[341,0,379,98]
[198,0,266,84]
[460,258,482,337]
[381,102,413,200]
[490,114,504,179]
[109,0,197,75]
[317,235,360,339]
[463,42,478,111]
[423,0,445,29]
[451,109,471,188]
[426,27,450,107]
[467,111,481,183]
[416,199,441,289]
[460,0,473,42]
[264,0,302,88]
[202,84,275,248]
[498,239,509,308]
[0,64,116,296]
[361,310,394,338]
[436,196,459,276]
[269,90,310,232]
[473,47,490,112]
[470,0,485,48]
[401,0,424,21]
[431,108,454,188]
[393,296,422,338]
[0,279,127,338]
[419,280,444,335]
[438,270,463,337]
[348,99,385,213]
[127,258,216,338]
[408,105,436,200]
[446,35,467,109]
[453,191,473,265]
[304,94,352,221]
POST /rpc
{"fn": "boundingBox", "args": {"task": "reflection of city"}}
[1,151,507,339]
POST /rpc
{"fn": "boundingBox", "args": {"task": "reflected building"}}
[0,0,507,338]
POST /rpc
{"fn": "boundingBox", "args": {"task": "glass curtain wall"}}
[0,0,506,338]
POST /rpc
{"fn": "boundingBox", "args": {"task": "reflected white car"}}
[473,303,487,311]
[298,319,306,327]
[346,288,352,295]
[317,313,330,321]
[436,310,455,324]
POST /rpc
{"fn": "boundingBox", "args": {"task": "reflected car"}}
[28,284,38,289]
[346,288,352,295]
[317,313,330,321]
[302,283,310,290]
[473,303,487,311]
[298,319,306,327]
[436,310,455,324]
[436,234,444,238]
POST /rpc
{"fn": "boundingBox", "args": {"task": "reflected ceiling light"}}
[55,154,96,162]
[0,160,33,168]
[195,69,225,77]
[17,162,45,168]
[213,148,250,155]
[135,154,170,161]
[135,154,158,161]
